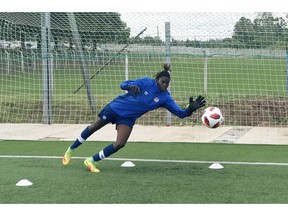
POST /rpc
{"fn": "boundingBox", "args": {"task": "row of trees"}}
[231,12,288,48]
[0,12,130,50]
[140,12,288,49]
[0,12,287,50]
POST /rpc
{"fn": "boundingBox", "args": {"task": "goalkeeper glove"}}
[129,85,141,94]
[188,95,206,112]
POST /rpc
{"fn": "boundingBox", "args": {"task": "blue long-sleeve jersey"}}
[108,77,192,119]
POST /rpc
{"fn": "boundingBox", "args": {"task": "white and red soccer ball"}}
[201,106,224,129]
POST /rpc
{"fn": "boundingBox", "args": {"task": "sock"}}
[92,144,117,162]
[66,146,73,153]
[86,156,94,162]
[70,127,93,150]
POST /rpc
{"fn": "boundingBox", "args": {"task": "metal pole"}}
[203,49,208,94]
[5,50,9,74]
[41,12,53,124]
[125,51,129,81]
[50,53,53,94]
[31,51,36,71]
[71,50,76,69]
[19,50,24,72]
[165,22,172,126]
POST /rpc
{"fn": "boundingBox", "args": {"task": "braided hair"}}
[155,63,171,80]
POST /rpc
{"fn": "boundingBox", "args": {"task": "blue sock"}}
[70,127,93,150]
[92,144,117,161]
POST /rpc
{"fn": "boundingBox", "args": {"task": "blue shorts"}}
[98,104,136,129]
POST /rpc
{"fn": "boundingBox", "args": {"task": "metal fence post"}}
[165,22,172,126]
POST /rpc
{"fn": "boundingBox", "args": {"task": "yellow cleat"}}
[62,147,73,165]
[84,159,100,173]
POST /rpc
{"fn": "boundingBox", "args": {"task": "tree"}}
[253,12,279,47]
[232,12,288,48]
[232,17,255,48]
[0,12,131,50]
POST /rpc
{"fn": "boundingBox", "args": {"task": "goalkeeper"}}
[62,64,206,173]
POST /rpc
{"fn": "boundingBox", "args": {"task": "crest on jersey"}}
[154,97,159,102]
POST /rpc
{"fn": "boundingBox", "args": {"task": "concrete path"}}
[1,123,287,145]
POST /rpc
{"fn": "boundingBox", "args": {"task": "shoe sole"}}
[62,159,70,165]
[62,155,71,165]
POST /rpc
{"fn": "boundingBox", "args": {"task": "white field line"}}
[0,155,288,166]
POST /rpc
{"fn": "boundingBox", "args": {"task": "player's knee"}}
[88,124,97,132]
[113,142,126,151]
[88,120,106,132]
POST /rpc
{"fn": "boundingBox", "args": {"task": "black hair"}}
[155,63,171,80]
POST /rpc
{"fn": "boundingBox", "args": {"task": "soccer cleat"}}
[62,147,73,165]
[84,159,100,173]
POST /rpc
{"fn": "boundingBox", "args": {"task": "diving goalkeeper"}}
[62,64,206,173]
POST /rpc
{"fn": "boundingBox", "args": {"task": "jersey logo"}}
[144,91,148,95]
[154,97,159,103]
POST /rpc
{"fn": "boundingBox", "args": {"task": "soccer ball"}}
[201,106,224,129]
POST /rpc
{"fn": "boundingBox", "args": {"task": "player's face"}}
[156,76,170,91]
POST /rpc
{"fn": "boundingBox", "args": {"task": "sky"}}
[1,0,286,14]
[120,12,259,41]
[0,0,287,12]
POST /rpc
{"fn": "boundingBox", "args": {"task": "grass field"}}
[1,140,288,204]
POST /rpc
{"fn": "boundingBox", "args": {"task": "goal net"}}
[0,12,287,139]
